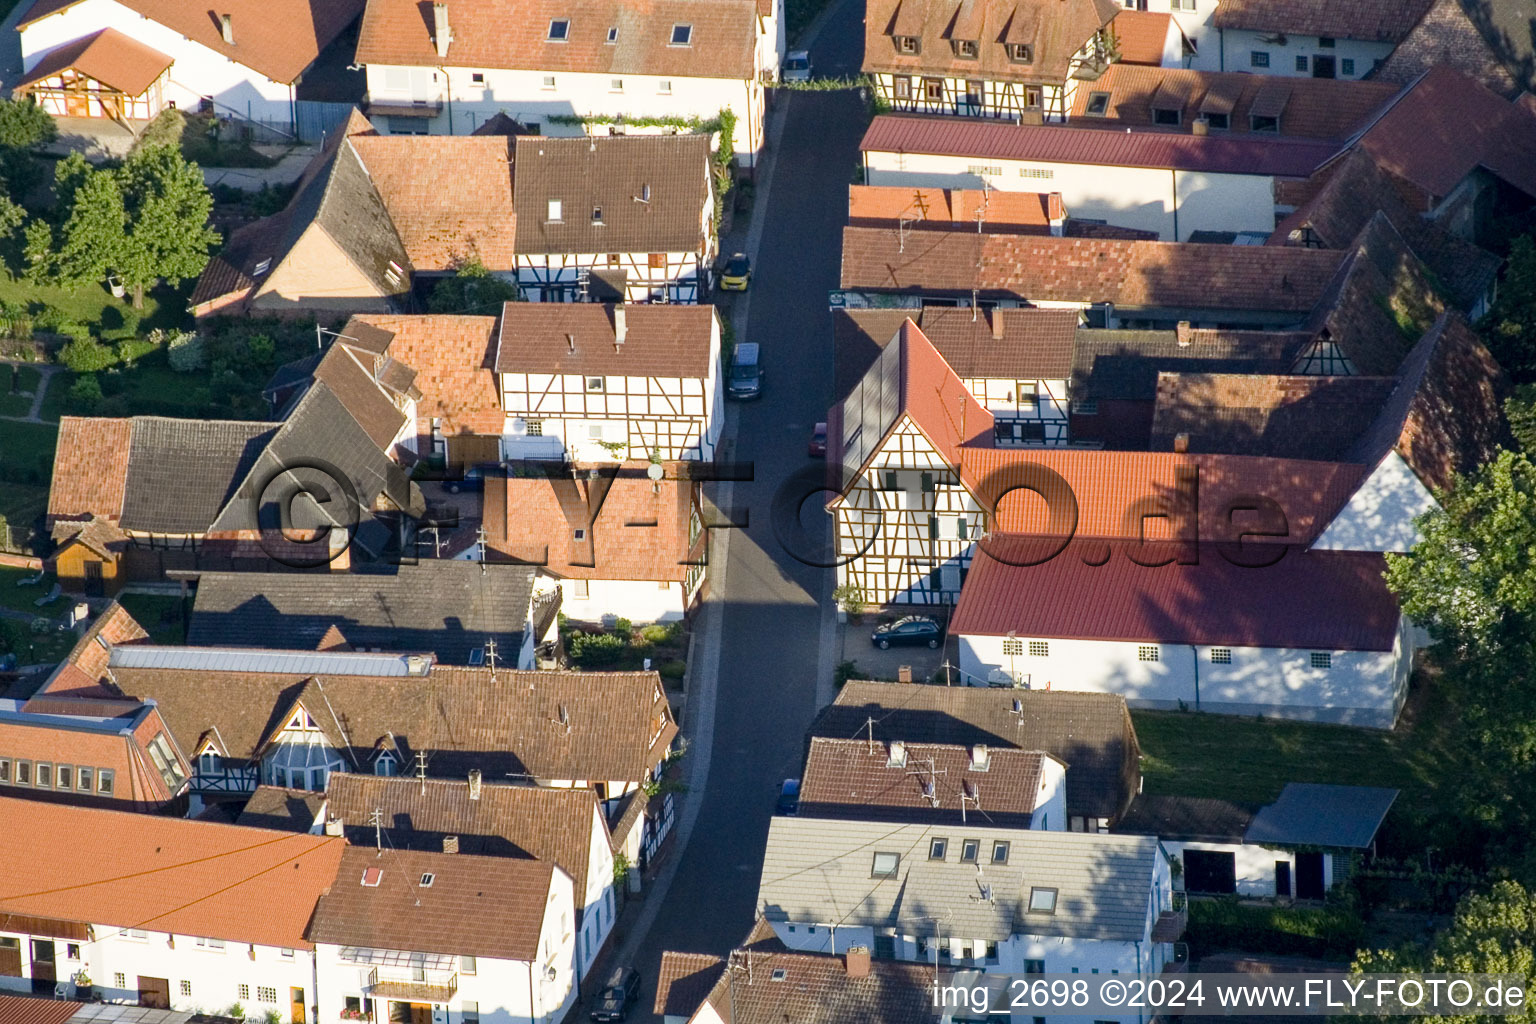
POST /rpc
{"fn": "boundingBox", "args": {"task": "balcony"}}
[1152,891,1188,943]
[366,967,457,1002]
[362,96,444,119]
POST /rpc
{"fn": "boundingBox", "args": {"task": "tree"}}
[1383,449,1536,649]
[1506,384,1536,453]
[115,144,219,307]
[50,164,125,287]
[427,256,521,313]
[1483,235,1536,383]
[1353,880,1536,1024]
[0,194,25,239]
[0,99,56,150]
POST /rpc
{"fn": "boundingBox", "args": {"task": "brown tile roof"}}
[1211,0,1436,42]
[108,662,677,784]
[1069,63,1403,139]
[1113,9,1178,64]
[799,736,1051,827]
[511,136,712,256]
[494,302,716,377]
[952,538,1401,650]
[350,133,517,271]
[1148,373,1399,459]
[862,114,1339,176]
[235,785,326,832]
[0,795,344,947]
[957,446,1366,543]
[1271,149,1501,311]
[1351,65,1536,200]
[815,681,1141,820]
[833,307,1080,394]
[0,995,80,1024]
[309,341,409,450]
[46,417,130,524]
[847,184,1060,233]
[20,0,364,83]
[356,0,758,80]
[865,0,1119,84]
[484,463,701,582]
[1372,0,1533,97]
[832,308,920,396]
[840,226,1346,312]
[324,775,605,903]
[1348,312,1511,493]
[15,28,170,95]
[345,315,504,442]
[654,951,727,1018]
[49,516,128,560]
[691,947,941,1024]
[1071,325,1306,402]
[309,845,555,961]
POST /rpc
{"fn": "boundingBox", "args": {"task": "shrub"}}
[639,623,673,646]
[59,336,114,373]
[165,329,205,372]
[115,337,157,364]
[68,374,103,410]
[832,583,866,616]
[834,659,860,688]
[658,659,686,681]
[613,617,633,639]
[568,630,628,667]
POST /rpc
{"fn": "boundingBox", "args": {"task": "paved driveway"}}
[621,0,868,1014]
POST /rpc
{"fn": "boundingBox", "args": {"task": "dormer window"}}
[547,18,570,40]
[894,34,920,54]
[1152,104,1181,126]
[670,24,693,45]
[952,38,977,58]
[1250,114,1279,133]
[1006,42,1032,63]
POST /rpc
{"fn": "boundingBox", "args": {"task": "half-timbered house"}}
[863,0,1122,124]
[497,303,723,461]
[12,27,171,119]
[511,135,716,304]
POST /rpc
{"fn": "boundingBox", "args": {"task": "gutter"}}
[1189,644,1200,709]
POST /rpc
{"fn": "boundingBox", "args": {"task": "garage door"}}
[1184,849,1237,894]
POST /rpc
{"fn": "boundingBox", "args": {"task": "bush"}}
[567,630,628,667]
[115,337,157,364]
[638,623,673,646]
[834,659,860,687]
[1186,897,1366,960]
[59,336,114,373]
[68,374,103,410]
[832,583,867,616]
[658,659,686,681]
[164,329,205,372]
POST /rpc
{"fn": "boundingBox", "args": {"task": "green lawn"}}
[1133,679,1457,812]
[116,592,187,645]
[0,420,58,486]
[0,566,58,614]
[0,271,192,340]
[0,366,41,417]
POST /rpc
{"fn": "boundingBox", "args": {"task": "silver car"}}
[783,50,812,82]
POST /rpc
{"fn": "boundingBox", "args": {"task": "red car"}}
[808,422,828,457]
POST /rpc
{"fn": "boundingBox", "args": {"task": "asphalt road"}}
[625,1,869,1012]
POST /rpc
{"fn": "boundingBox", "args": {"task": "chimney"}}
[432,2,452,59]
[220,13,233,45]
[443,835,460,854]
[1191,117,1210,136]
[970,743,990,771]
[897,664,913,683]
[614,305,627,350]
[405,654,431,676]
[467,769,482,800]
[1173,432,1190,454]
[1176,321,1193,347]
[324,817,343,837]
[886,740,907,767]
[845,946,872,979]
[1046,192,1066,237]
[989,309,1004,341]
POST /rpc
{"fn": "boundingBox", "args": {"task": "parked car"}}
[727,342,763,400]
[777,778,801,815]
[720,252,752,291]
[783,50,812,82]
[591,967,642,1022]
[808,421,827,457]
[871,616,942,649]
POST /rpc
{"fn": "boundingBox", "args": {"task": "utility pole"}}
[415,750,428,795]
[369,807,383,851]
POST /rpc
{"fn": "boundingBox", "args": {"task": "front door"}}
[64,90,88,117]
[1296,852,1326,899]
[1275,861,1292,897]
[137,975,171,1009]
[29,940,54,994]
[83,559,104,596]
[290,986,307,1023]
[1312,55,1336,78]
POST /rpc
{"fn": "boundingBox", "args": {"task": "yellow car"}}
[719,252,751,291]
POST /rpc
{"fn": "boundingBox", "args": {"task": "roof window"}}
[548,18,570,40]
[1028,887,1057,913]
[670,23,693,45]
[592,206,604,224]
[253,257,271,276]
[361,867,382,887]
[871,851,900,878]
[548,199,563,222]
[419,872,435,887]
[606,25,618,42]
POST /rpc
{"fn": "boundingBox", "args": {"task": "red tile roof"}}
[15,28,170,95]
[1211,0,1436,43]
[357,0,758,80]
[0,705,180,809]
[0,796,344,948]
[345,314,505,442]
[848,184,1060,233]
[655,952,727,1018]
[1351,65,1536,200]
[1113,10,1177,65]
[865,0,1120,84]
[900,320,994,466]
[840,225,1346,311]
[861,114,1337,176]
[1070,64,1403,139]
[951,537,1401,650]
[46,417,130,525]
[495,302,716,377]
[20,0,363,83]
[0,995,80,1024]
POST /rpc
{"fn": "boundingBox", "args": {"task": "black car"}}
[777,778,801,815]
[871,616,942,650]
[591,967,641,1022]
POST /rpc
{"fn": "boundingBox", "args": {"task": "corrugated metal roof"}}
[758,817,1160,942]
[108,645,422,676]
[861,115,1337,176]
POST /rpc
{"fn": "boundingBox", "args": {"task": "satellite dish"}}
[646,463,665,481]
